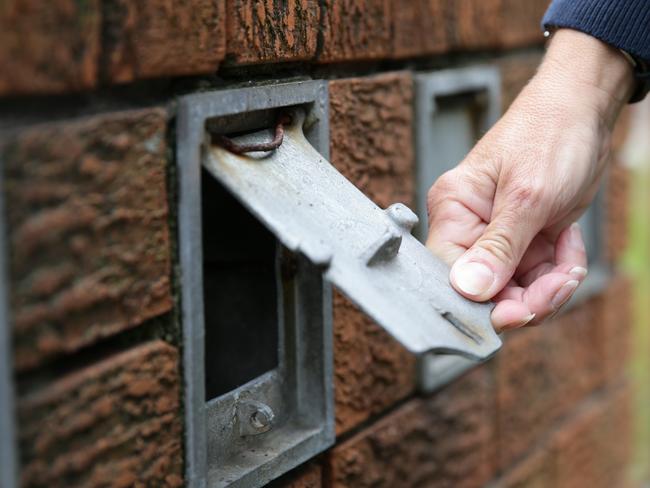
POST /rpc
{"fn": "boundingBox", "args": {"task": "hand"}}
[426,29,635,332]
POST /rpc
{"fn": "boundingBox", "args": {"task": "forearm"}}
[536,29,635,126]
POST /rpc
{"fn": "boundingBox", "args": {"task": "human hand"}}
[426,29,635,332]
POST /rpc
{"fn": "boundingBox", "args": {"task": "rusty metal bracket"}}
[206,108,501,358]
[177,80,333,488]
[214,113,292,155]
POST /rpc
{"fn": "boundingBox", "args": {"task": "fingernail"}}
[551,280,579,310]
[569,266,588,279]
[499,313,536,331]
[451,261,494,296]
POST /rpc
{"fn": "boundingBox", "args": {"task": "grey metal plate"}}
[0,154,17,488]
[177,81,334,488]
[414,66,501,241]
[205,110,501,360]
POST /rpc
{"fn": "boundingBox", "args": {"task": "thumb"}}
[449,206,545,301]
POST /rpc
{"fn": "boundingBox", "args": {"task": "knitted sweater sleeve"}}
[542,0,650,62]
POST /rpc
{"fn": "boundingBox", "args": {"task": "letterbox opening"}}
[177,81,336,488]
[414,67,502,393]
[178,80,501,488]
[201,167,280,400]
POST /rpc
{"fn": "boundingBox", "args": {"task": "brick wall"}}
[1,1,634,487]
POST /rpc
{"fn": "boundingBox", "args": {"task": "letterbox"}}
[414,67,502,392]
[414,66,608,393]
[177,80,502,487]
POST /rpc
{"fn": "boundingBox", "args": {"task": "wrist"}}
[538,29,635,125]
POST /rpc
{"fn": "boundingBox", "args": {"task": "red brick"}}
[552,383,632,488]
[606,164,630,263]
[3,109,172,371]
[391,0,548,60]
[332,292,416,435]
[499,52,544,111]
[494,293,609,470]
[0,0,100,95]
[103,0,225,83]
[450,0,547,51]
[497,0,549,48]
[329,367,496,487]
[329,72,416,434]
[391,0,448,59]
[270,463,322,488]
[329,72,414,208]
[601,275,633,383]
[450,0,502,50]
[226,0,319,64]
[319,0,392,62]
[18,340,182,487]
[493,448,555,488]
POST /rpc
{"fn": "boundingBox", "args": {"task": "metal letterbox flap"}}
[203,110,501,359]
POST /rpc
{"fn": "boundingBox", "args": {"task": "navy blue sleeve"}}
[542,0,650,62]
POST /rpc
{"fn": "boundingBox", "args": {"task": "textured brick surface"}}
[329,72,414,208]
[498,0,549,48]
[606,163,630,263]
[391,0,447,59]
[552,384,631,488]
[329,72,416,434]
[226,0,319,64]
[270,463,322,488]
[3,109,172,371]
[494,293,608,471]
[450,0,546,50]
[392,0,547,60]
[493,448,555,488]
[499,52,543,111]
[319,0,392,62]
[18,341,182,487]
[329,367,495,487]
[451,0,502,50]
[332,291,416,435]
[103,0,225,83]
[0,0,100,95]
[601,275,632,383]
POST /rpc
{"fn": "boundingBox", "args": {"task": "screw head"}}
[250,409,271,430]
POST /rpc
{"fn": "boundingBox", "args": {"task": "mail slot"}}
[177,81,334,488]
[414,66,609,393]
[414,66,502,392]
[177,80,502,487]
[414,66,501,241]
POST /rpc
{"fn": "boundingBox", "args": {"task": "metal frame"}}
[414,66,502,392]
[414,66,501,240]
[0,155,18,488]
[176,80,333,488]
[414,65,610,392]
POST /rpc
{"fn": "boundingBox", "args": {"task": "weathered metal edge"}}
[0,149,18,488]
[414,66,502,393]
[176,80,331,488]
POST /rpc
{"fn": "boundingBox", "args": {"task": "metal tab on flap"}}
[204,110,501,360]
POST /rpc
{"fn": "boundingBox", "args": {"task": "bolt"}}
[238,400,275,436]
[250,409,271,430]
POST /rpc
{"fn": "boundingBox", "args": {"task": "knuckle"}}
[427,170,458,213]
[479,226,519,265]
[505,180,548,212]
